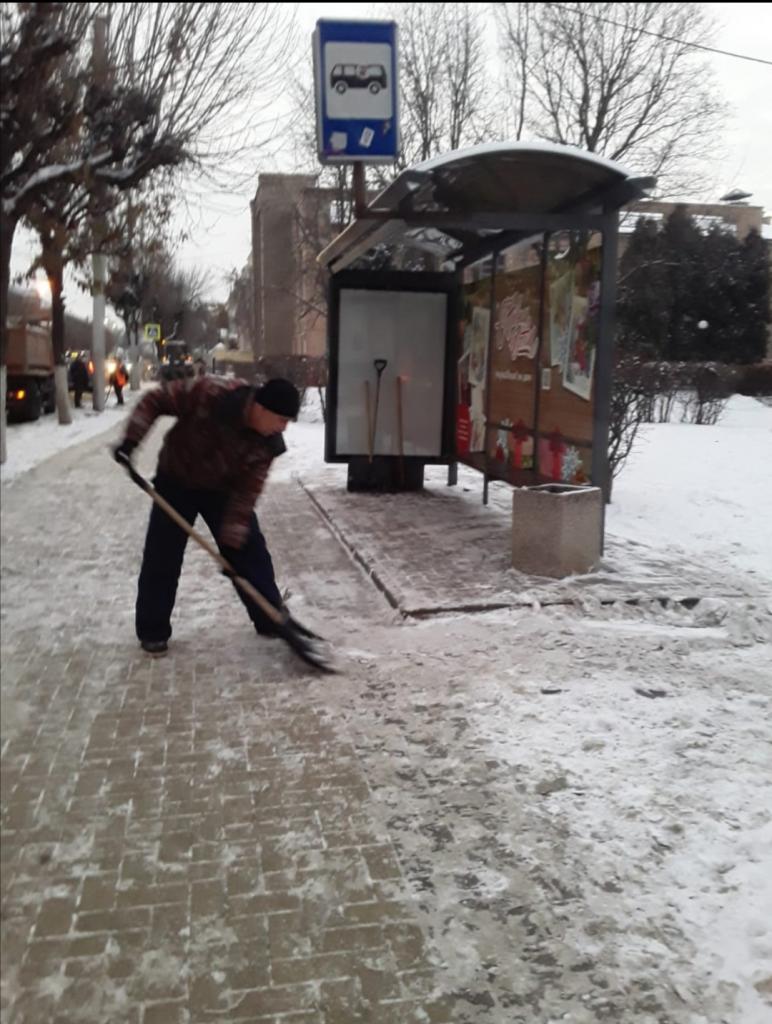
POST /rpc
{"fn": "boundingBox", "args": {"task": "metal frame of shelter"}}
[318,142,654,519]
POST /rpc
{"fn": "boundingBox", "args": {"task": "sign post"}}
[144,323,162,363]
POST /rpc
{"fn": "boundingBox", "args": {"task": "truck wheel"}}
[24,381,42,421]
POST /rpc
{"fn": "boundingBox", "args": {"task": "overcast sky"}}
[11,1,772,322]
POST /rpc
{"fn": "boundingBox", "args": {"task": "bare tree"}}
[607,353,654,493]
[109,242,214,355]
[1,1,296,459]
[496,2,726,194]
[393,2,493,168]
[25,184,95,424]
[23,165,180,423]
[104,3,297,192]
[497,2,531,141]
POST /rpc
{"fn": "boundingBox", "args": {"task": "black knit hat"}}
[253,378,301,419]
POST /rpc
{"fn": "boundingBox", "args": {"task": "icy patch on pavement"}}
[37,973,72,1002]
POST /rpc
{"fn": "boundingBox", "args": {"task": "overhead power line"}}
[547,3,772,68]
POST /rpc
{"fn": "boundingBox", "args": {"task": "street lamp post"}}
[116,276,143,391]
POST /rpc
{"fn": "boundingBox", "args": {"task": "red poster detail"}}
[548,428,565,481]
[456,404,471,456]
[513,419,529,470]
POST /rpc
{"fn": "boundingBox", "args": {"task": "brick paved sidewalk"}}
[300,472,764,618]
[1,423,452,1024]
[3,418,770,1024]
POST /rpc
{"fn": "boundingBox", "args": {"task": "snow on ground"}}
[280,391,772,1022]
[607,395,772,582]
[324,603,772,1023]
[1,384,770,1022]
[0,386,149,485]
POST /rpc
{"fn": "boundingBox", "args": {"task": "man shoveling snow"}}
[112,375,331,672]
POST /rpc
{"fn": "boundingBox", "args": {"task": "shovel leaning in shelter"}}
[364,358,388,462]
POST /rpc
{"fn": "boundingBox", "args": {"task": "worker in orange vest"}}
[111,358,129,405]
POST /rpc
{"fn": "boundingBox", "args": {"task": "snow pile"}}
[607,395,772,582]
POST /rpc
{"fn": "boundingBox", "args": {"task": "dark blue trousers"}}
[135,474,282,643]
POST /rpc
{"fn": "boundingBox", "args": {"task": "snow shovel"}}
[116,456,334,674]
[370,358,388,455]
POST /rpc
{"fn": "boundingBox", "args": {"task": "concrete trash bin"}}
[512,483,602,578]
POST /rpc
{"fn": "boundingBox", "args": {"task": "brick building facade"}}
[250,174,342,360]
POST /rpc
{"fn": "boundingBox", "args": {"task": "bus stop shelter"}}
[317,142,653,570]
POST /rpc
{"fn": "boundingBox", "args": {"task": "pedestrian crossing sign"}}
[143,323,161,342]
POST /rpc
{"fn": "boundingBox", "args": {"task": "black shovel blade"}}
[285,612,325,641]
[277,618,336,674]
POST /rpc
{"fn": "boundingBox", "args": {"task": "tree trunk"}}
[1,211,18,464]
[317,385,326,424]
[54,364,72,423]
[44,248,73,425]
[0,365,6,466]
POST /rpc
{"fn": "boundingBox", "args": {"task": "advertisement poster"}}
[456,401,471,455]
[469,306,489,387]
[485,263,541,480]
[456,286,490,459]
[548,268,574,368]
[563,277,599,402]
[468,305,489,451]
[470,382,487,451]
[494,289,538,361]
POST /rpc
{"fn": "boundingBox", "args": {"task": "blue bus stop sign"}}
[313,19,399,164]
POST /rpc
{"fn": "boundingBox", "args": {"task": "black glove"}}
[113,438,137,468]
[219,547,244,582]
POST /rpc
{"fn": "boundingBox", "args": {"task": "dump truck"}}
[6,322,56,422]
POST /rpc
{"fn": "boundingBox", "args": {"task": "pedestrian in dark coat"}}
[70,356,89,409]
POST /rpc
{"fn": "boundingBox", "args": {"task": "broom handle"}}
[396,375,405,484]
[364,379,374,463]
[126,463,284,625]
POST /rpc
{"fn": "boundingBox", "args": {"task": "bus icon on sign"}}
[330,63,387,95]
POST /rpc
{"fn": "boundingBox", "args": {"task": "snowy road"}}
[1,393,770,1023]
